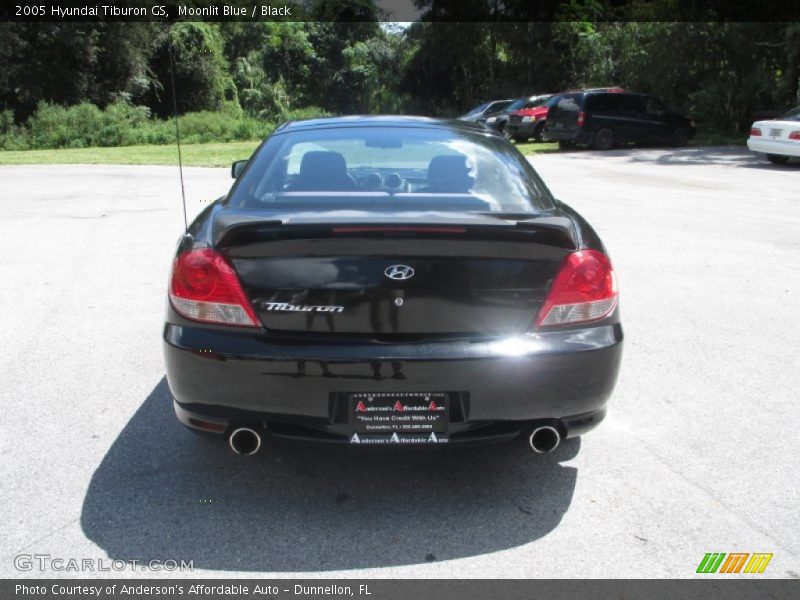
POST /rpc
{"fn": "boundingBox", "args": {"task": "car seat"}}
[285,151,359,191]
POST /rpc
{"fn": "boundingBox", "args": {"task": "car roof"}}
[276,115,493,135]
[562,88,627,95]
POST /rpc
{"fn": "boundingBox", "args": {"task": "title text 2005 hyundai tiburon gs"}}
[163,116,623,455]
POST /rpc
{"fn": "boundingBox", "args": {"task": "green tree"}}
[146,23,234,117]
[0,24,99,120]
[572,21,793,132]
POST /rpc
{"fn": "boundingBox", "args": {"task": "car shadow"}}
[543,144,799,168]
[80,377,580,572]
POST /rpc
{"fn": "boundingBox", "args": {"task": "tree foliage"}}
[0,0,798,145]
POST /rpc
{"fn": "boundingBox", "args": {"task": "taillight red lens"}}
[750,127,762,136]
[577,111,585,127]
[169,249,259,327]
[535,250,618,327]
[789,131,800,140]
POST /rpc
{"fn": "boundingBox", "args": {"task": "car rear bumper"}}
[164,322,623,443]
[747,138,800,157]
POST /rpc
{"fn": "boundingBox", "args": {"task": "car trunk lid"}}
[216,212,577,337]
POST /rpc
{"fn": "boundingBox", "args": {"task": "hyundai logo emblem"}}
[384,264,415,281]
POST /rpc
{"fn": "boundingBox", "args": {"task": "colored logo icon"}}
[696,552,773,574]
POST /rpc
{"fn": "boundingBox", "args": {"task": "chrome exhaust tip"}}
[528,426,561,454]
[229,427,262,455]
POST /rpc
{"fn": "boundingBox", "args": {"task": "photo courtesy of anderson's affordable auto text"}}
[1,1,799,599]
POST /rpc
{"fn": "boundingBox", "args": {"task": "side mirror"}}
[231,160,247,179]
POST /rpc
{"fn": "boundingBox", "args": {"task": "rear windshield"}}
[228,125,554,214]
[553,94,581,112]
[544,95,562,108]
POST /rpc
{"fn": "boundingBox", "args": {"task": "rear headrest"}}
[426,154,474,189]
[299,151,348,182]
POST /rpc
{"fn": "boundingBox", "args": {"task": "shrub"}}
[164,110,274,144]
[279,105,331,123]
[2,99,280,150]
[95,100,152,146]
[0,110,29,150]
[26,101,102,148]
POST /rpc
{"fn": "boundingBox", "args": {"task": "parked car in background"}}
[504,89,624,143]
[504,94,557,142]
[458,99,515,122]
[544,91,696,150]
[747,107,800,164]
[481,95,545,134]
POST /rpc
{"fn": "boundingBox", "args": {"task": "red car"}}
[504,94,556,142]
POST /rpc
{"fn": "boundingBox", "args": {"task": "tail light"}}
[535,250,618,327]
[169,248,259,327]
[750,127,762,136]
[577,112,586,127]
[789,131,800,141]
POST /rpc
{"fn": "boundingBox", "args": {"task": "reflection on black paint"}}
[280,360,405,381]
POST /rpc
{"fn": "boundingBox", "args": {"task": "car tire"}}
[670,128,689,147]
[532,122,546,142]
[594,128,614,150]
[766,154,790,165]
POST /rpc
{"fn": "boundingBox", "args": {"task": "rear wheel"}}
[594,128,614,150]
[670,128,689,147]
[767,154,790,165]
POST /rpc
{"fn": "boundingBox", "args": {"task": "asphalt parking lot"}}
[1,146,798,579]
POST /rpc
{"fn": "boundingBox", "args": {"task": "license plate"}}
[348,392,449,445]
[770,128,782,137]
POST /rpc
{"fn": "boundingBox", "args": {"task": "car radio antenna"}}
[169,46,189,233]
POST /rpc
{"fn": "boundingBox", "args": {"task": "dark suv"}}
[544,91,695,150]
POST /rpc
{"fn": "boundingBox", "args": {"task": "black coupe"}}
[163,116,623,455]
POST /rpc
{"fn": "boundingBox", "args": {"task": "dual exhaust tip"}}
[229,424,561,455]
[528,425,561,454]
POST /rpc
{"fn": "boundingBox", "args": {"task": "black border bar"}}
[5,579,800,600]
[2,0,800,22]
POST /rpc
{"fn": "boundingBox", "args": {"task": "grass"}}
[0,140,262,167]
[514,141,560,155]
[0,139,559,167]
[0,134,743,168]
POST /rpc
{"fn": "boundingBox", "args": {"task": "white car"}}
[747,107,800,164]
